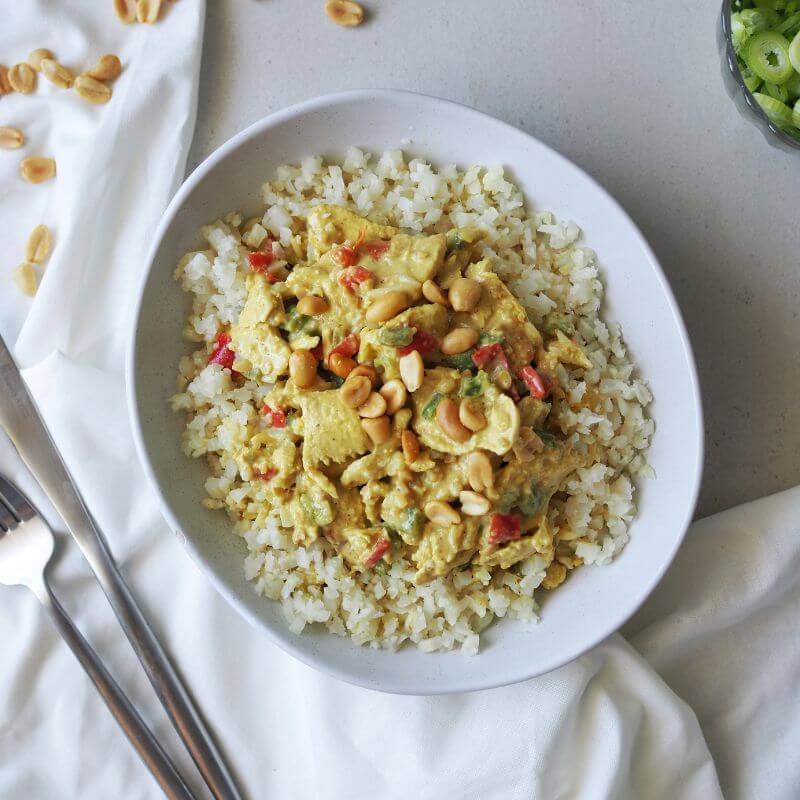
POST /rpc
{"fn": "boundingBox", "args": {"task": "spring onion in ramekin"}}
[731,0,800,140]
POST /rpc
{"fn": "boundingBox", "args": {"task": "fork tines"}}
[0,474,36,533]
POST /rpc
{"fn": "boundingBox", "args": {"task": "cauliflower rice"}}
[171,149,654,655]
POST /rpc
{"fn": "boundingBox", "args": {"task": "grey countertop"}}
[187,0,800,518]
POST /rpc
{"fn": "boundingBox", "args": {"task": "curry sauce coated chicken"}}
[220,205,593,588]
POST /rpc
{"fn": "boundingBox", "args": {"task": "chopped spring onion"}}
[442,349,476,371]
[477,331,505,345]
[534,429,558,449]
[776,10,800,35]
[395,508,424,541]
[445,229,465,253]
[754,0,787,11]
[517,482,544,517]
[731,0,800,138]
[744,71,765,92]
[379,326,415,347]
[458,371,488,397]
[299,492,334,526]
[745,31,794,84]
[790,29,800,70]
[765,80,791,101]
[421,392,444,420]
[753,91,795,125]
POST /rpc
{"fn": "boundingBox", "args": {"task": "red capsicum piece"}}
[332,229,366,268]
[472,343,508,370]
[208,332,237,371]
[397,330,439,357]
[252,468,278,481]
[262,404,287,428]
[364,240,390,261]
[364,534,391,568]
[328,334,360,363]
[488,513,522,544]
[248,246,274,272]
[338,266,374,292]
[519,366,551,399]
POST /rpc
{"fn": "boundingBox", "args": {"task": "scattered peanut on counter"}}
[325,0,365,27]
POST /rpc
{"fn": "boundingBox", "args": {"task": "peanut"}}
[328,353,356,379]
[340,374,372,408]
[349,364,377,385]
[28,49,55,72]
[421,279,449,306]
[41,59,74,89]
[436,397,471,443]
[379,379,407,414]
[25,225,52,263]
[362,416,391,445]
[399,350,424,393]
[12,263,37,297]
[296,295,329,316]
[459,398,486,432]
[401,430,420,463]
[465,451,493,493]
[8,63,36,94]
[357,392,387,419]
[20,157,56,184]
[114,0,136,23]
[289,349,317,389]
[0,126,24,150]
[74,75,112,104]
[424,500,461,526]
[0,66,13,96]
[440,327,478,355]
[86,54,122,82]
[136,0,163,23]
[365,290,409,323]
[325,0,364,26]
[449,277,481,312]
[459,490,491,516]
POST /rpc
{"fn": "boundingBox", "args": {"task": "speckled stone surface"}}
[187,0,800,518]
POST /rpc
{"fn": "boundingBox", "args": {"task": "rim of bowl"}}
[126,89,704,694]
[720,0,800,151]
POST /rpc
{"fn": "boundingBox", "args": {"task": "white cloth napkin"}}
[2,5,799,800]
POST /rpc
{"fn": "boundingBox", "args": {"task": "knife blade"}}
[0,333,242,800]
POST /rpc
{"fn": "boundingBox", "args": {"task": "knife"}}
[0,334,242,800]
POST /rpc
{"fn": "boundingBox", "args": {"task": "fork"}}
[0,473,196,800]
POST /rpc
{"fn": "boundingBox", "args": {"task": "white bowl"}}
[127,89,703,695]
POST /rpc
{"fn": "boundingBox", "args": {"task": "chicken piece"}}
[476,445,587,568]
[538,330,592,373]
[338,527,391,571]
[325,486,368,546]
[298,390,370,468]
[476,518,555,569]
[237,273,287,328]
[340,445,405,487]
[412,521,481,584]
[541,560,568,589]
[285,264,365,354]
[307,205,398,258]
[411,367,519,456]
[366,232,446,287]
[230,323,292,383]
[461,259,542,373]
[517,396,551,429]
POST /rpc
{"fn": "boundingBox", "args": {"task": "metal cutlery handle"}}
[33,577,195,800]
[89,536,242,800]
[0,336,242,800]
